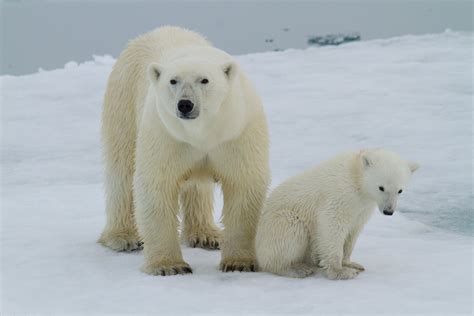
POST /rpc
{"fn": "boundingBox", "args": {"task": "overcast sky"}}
[2,0,472,75]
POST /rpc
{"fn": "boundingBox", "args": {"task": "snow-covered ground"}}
[1,31,472,315]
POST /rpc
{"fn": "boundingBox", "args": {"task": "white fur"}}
[256,149,419,279]
[99,26,270,276]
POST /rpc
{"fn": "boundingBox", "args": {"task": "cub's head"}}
[147,58,237,121]
[359,149,419,216]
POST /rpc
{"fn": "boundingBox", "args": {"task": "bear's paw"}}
[343,261,365,271]
[184,227,221,250]
[325,266,360,280]
[98,230,143,252]
[141,260,193,276]
[219,257,257,273]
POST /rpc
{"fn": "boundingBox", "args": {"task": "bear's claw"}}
[189,237,219,250]
[185,229,221,250]
[219,258,256,272]
[142,261,193,276]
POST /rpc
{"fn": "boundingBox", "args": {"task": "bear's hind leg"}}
[99,157,141,252]
[180,179,221,250]
[98,86,141,252]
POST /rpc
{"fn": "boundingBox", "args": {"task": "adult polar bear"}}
[99,26,270,275]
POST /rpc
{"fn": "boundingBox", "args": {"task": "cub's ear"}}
[408,161,420,173]
[147,63,163,83]
[222,61,237,81]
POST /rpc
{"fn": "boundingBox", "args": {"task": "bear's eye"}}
[201,78,209,84]
[170,79,177,85]
[398,189,403,194]
[379,186,385,192]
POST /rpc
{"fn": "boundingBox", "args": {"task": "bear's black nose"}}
[177,99,194,114]
[383,210,393,216]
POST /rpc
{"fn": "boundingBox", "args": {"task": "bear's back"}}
[263,152,360,213]
[114,26,211,86]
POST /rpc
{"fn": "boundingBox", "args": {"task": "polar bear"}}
[98,26,270,276]
[256,149,419,279]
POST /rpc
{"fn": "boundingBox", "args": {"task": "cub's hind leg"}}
[256,210,314,278]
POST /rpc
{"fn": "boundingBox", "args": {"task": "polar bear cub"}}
[256,149,419,279]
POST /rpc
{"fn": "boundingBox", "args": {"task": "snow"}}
[1,31,472,315]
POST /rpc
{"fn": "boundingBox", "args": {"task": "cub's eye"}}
[379,186,385,192]
[398,189,403,194]
[201,78,209,84]
[170,79,177,85]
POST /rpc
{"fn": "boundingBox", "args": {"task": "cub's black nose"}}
[177,99,194,114]
[383,210,393,216]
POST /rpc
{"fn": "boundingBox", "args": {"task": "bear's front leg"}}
[218,176,268,272]
[132,107,198,276]
[134,176,192,276]
[342,229,365,271]
[211,114,270,272]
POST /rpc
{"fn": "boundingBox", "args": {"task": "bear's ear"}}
[408,161,420,173]
[148,63,163,83]
[361,155,371,168]
[222,61,237,81]
[359,150,371,168]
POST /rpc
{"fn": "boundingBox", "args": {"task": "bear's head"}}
[147,57,237,122]
[359,149,419,216]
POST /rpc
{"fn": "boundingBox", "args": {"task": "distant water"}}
[401,198,473,237]
[2,0,473,75]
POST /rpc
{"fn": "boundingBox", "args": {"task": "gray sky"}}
[2,0,472,75]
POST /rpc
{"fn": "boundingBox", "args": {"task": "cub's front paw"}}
[325,267,359,280]
[184,228,221,250]
[141,260,193,276]
[343,261,365,271]
[220,257,256,272]
[98,230,143,252]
